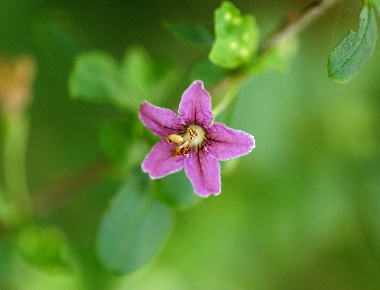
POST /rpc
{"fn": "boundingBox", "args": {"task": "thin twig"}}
[261,0,343,52]
[33,158,111,215]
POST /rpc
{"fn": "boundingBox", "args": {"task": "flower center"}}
[164,125,205,157]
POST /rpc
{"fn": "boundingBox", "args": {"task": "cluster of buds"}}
[0,55,36,115]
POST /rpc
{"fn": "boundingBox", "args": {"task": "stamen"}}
[172,146,189,157]
[187,127,198,139]
[164,126,205,158]
[165,134,183,144]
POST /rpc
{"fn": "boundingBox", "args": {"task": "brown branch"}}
[261,0,343,52]
[33,157,112,215]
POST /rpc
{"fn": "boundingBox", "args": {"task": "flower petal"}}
[139,101,183,138]
[178,81,213,128]
[142,140,185,179]
[206,122,255,161]
[184,150,220,197]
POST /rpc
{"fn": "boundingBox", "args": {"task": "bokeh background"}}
[1,0,380,289]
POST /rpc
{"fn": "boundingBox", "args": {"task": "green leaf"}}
[327,5,377,83]
[164,22,214,45]
[69,52,126,105]
[209,1,260,69]
[98,121,129,163]
[155,170,202,210]
[121,47,152,101]
[33,11,88,62]
[121,46,177,105]
[17,225,71,272]
[69,47,177,111]
[96,173,174,275]
[0,234,14,283]
[370,0,380,15]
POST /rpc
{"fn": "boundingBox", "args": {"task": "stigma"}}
[164,125,205,157]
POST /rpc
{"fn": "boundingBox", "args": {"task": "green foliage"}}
[17,225,71,272]
[0,188,13,225]
[155,170,202,210]
[0,234,14,284]
[69,47,177,111]
[369,0,380,15]
[328,5,377,83]
[33,11,88,62]
[69,52,127,106]
[121,46,177,105]
[98,118,150,175]
[190,59,229,87]
[96,173,174,275]
[164,22,214,45]
[98,121,129,163]
[209,1,259,69]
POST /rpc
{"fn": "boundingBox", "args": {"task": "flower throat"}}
[164,125,205,157]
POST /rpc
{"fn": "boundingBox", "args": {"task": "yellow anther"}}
[165,134,184,144]
[187,127,198,139]
[164,125,203,158]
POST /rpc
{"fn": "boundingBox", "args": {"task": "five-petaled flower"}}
[138,80,255,197]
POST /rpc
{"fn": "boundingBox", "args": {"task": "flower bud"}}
[0,55,37,115]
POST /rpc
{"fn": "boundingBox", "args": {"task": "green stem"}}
[3,111,32,217]
[213,76,244,120]
[0,188,12,226]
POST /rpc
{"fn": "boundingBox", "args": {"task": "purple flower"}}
[138,80,255,197]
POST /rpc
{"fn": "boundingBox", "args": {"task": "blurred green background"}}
[1,0,380,289]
